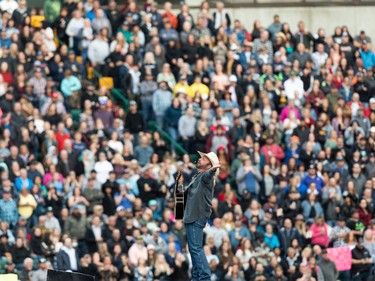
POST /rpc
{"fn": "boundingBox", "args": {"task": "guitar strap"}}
[181,174,198,192]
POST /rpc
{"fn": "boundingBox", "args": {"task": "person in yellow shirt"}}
[190,76,210,100]
[18,187,37,220]
[173,75,193,98]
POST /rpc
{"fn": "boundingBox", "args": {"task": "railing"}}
[148,121,191,158]
[92,69,129,113]
[91,70,192,159]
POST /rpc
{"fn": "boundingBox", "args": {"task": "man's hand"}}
[144,184,151,192]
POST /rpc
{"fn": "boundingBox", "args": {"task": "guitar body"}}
[174,171,185,220]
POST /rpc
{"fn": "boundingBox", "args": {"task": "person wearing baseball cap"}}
[176,151,220,280]
[33,257,48,281]
[351,237,372,279]
[317,248,338,281]
[330,215,351,247]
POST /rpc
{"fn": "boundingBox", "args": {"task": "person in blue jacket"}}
[360,41,375,69]
[263,223,280,250]
[229,217,251,251]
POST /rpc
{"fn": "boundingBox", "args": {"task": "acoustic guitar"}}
[174,171,185,220]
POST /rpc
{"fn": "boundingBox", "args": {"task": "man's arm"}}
[352,258,366,265]
[202,169,217,184]
[202,163,221,184]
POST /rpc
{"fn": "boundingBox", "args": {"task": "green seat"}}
[0,259,6,274]
[70,109,81,128]
[111,88,129,113]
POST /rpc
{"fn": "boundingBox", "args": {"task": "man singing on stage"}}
[177,151,221,281]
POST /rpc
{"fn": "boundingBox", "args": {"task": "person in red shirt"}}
[161,2,178,30]
[0,61,13,84]
[357,198,372,227]
[364,97,375,118]
[54,122,71,152]
[218,182,239,204]
[260,135,285,165]
[305,80,325,110]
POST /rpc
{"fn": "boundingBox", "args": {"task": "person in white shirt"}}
[94,152,114,184]
[108,131,123,154]
[65,10,85,50]
[56,237,78,271]
[204,218,228,249]
[213,1,231,30]
[312,43,328,75]
[45,206,61,232]
[88,30,110,67]
[283,71,304,106]
[0,0,18,14]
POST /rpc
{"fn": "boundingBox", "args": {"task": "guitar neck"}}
[175,171,182,190]
[174,171,185,220]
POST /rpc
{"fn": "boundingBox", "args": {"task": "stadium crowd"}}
[1,0,375,280]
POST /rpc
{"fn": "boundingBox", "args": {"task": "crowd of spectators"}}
[1,0,375,281]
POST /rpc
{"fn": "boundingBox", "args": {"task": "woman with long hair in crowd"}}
[153,254,172,281]
[310,216,329,248]
[157,63,176,90]
[133,257,153,281]
[217,145,231,183]
[235,237,254,271]
[244,199,265,222]
[67,186,90,211]
[217,239,234,273]
[343,231,357,250]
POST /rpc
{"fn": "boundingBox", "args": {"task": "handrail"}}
[91,70,189,158]
[112,87,129,113]
[148,121,190,157]
[92,69,129,113]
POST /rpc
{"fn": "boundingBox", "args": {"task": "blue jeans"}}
[167,127,178,152]
[339,270,351,281]
[155,115,165,129]
[141,100,153,126]
[185,217,211,281]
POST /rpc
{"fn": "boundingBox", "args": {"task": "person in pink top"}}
[128,235,148,267]
[280,99,301,122]
[310,216,329,248]
[42,164,64,187]
[260,135,285,165]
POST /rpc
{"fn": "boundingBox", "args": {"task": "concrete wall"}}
[186,5,375,44]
